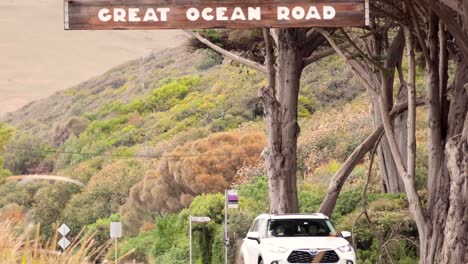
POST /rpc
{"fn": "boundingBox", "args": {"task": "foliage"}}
[55,115,128,169]
[298,95,318,117]
[238,176,269,209]
[0,182,47,208]
[190,194,225,224]
[62,160,145,233]
[0,39,433,263]
[53,116,90,146]
[119,228,159,262]
[336,195,418,263]
[147,76,200,112]
[0,122,14,182]
[148,214,189,262]
[31,183,81,236]
[299,184,326,213]
[120,131,265,233]
[298,98,372,180]
[4,133,53,175]
[195,49,223,70]
[300,56,364,109]
[86,214,120,253]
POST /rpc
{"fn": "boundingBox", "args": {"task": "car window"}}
[258,219,268,238]
[254,219,263,232]
[267,219,337,237]
[249,219,260,232]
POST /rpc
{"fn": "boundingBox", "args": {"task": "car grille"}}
[287,250,340,263]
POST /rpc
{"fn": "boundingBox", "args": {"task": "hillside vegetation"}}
[0,44,422,263]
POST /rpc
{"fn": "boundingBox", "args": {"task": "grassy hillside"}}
[0,44,422,263]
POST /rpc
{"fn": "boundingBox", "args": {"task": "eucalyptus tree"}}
[187,2,467,261]
[316,1,467,262]
[186,28,332,213]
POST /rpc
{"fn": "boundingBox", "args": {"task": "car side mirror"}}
[247,232,261,244]
[341,231,352,239]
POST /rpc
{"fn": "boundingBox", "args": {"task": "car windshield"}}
[267,219,337,237]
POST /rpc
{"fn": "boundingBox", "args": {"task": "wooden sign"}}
[64,0,369,30]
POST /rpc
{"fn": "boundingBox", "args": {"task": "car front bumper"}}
[261,249,356,264]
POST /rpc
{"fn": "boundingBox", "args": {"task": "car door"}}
[243,219,263,264]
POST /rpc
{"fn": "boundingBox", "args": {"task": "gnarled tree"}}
[318,1,467,262]
[186,28,336,213]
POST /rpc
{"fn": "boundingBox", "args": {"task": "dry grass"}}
[0,221,111,264]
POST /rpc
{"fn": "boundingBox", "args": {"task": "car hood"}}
[262,236,349,250]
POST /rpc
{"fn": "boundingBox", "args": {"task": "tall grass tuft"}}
[0,221,111,264]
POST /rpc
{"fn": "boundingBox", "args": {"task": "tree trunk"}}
[415,17,468,263]
[420,15,451,263]
[373,100,403,193]
[441,127,468,263]
[370,28,407,194]
[261,29,305,214]
[440,60,468,263]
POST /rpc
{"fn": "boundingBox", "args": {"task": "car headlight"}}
[337,244,353,253]
[265,245,289,253]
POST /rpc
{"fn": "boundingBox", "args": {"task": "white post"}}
[189,215,192,264]
[114,237,118,264]
[224,189,228,264]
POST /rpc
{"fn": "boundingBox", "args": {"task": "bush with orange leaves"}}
[120,131,266,234]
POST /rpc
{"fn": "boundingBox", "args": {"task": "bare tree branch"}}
[408,1,434,71]
[315,29,379,96]
[303,43,352,67]
[351,131,381,250]
[183,29,267,74]
[319,98,425,216]
[429,0,468,61]
[339,29,387,71]
[374,23,428,238]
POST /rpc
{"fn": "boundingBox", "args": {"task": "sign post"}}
[64,0,369,30]
[110,222,122,264]
[224,189,239,264]
[189,216,192,264]
[189,216,211,264]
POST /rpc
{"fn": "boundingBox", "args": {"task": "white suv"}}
[240,213,356,264]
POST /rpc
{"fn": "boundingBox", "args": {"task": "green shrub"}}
[86,214,120,245]
[157,246,189,264]
[0,182,47,208]
[62,160,145,233]
[4,133,51,175]
[299,191,325,213]
[336,195,418,263]
[195,49,223,70]
[298,96,316,117]
[150,213,190,262]
[238,176,268,207]
[0,122,14,181]
[119,229,158,262]
[331,191,362,220]
[31,184,81,236]
[147,77,200,112]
